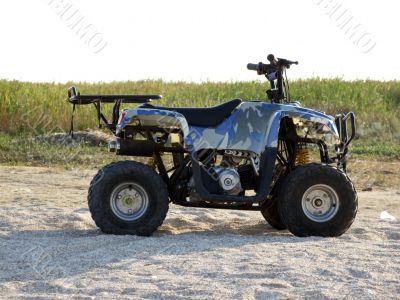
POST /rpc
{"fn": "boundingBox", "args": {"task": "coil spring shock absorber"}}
[295,143,310,165]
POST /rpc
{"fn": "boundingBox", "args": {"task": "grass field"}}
[0,78,399,166]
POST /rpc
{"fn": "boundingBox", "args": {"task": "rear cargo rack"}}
[68,86,162,104]
[67,86,162,135]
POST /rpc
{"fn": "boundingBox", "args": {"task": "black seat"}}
[139,99,242,127]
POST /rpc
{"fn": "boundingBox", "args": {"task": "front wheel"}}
[260,200,287,230]
[88,161,169,236]
[278,163,357,237]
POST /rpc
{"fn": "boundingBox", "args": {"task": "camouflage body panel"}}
[118,101,338,156]
[185,102,338,155]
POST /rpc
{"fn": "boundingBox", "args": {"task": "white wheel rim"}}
[110,182,149,221]
[301,184,339,222]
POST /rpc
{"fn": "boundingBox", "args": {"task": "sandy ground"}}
[0,166,399,299]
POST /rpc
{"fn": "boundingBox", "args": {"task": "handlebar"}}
[247,54,298,75]
[247,54,298,103]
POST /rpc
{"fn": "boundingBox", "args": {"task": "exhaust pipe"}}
[108,139,155,156]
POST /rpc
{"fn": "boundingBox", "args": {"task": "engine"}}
[213,167,242,195]
[188,150,260,202]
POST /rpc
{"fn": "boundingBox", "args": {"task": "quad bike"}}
[67,54,357,237]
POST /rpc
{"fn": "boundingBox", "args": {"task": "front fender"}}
[265,106,339,148]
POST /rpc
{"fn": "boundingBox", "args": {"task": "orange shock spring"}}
[296,145,310,165]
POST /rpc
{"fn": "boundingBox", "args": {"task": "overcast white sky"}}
[0,0,399,82]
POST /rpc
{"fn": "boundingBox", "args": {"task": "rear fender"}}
[117,108,190,136]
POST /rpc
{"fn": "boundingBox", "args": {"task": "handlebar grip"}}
[247,63,259,71]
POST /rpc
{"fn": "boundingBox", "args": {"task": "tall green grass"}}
[0,79,399,143]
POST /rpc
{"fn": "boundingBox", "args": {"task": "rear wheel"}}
[278,163,357,237]
[88,161,169,236]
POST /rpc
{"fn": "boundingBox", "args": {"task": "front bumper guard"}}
[335,112,356,170]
